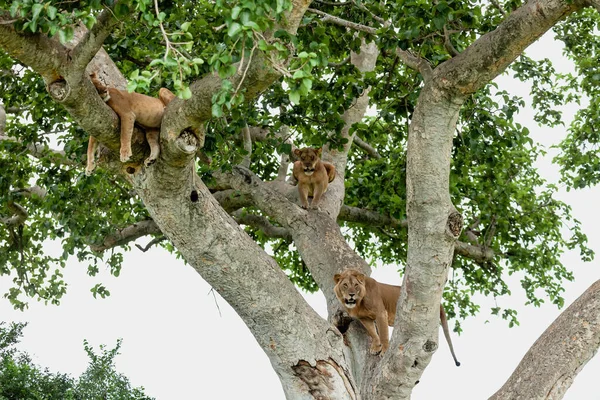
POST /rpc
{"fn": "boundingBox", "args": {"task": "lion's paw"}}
[369,342,383,355]
[120,148,132,163]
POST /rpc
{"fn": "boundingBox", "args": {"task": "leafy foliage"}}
[0,0,594,328]
[0,321,153,399]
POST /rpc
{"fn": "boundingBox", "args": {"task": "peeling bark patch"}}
[48,79,70,102]
[292,360,334,399]
[446,211,463,238]
[179,129,199,147]
[423,339,438,353]
[190,190,199,202]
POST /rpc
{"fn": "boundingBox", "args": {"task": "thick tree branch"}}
[394,47,433,82]
[338,205,407,229]
[69,5,121,72]
[490,280,600,399]
[132,161,350,399]
[454,241,495,263]
[352,135,382,159]
[89,220,162,252]
[233,211,292,241]
[437,0,585,95]
[160,0,313,165]
[0,12,66,80]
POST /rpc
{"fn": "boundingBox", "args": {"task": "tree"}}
[0,322,153,399]
[1,0,599,398]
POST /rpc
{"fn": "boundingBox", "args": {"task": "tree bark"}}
[490,280,600,400]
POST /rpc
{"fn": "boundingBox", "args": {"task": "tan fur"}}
[292,147,336,210]
[85,72,176,175]
[334,269,460,365]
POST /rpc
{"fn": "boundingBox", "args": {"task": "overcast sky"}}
[1,32,599,399]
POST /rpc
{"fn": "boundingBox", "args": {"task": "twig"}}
[240,124,252,168]
[489,0,507,16]
[444,25,460,57]
[135,236,167,252]
[207,288,223,317]
[234,43,258,97]
[307,8,377,35]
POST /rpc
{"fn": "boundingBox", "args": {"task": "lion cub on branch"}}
[292,147,336,209]
[334,269,460,366]
[85,72,176,175]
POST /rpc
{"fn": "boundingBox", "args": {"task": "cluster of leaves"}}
[0,321,153,400]
[553,10,600,189]
[0,0,595,328]
[203,0,594,324]
[3,0,105,44]
[0,52,150,309]
[449,86,592,325]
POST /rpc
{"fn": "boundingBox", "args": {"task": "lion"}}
[334,269,460,365]
[85,72,176,175]
[292,147,336,209]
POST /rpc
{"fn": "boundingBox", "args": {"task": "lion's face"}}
[294,147,321,176]
[334,269,366,309]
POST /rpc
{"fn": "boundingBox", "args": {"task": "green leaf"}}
[228,22,242,37]
[58,29,67,44]
[231,6,241,19]
[181,21,191,32]
[31,3,43,22]
[46,5,57,20]
[182,86,192,100]
[292,70,306,79]
[289,90,300,105]
[212,103,223,117]
[243,21,260,31]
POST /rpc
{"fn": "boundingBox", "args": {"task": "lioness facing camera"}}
[334,269,460,365]
[292,147,336,210]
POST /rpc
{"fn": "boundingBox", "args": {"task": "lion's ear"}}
[334,273,342,284]
[356,273,366,284]
[293,148,302,156]
[316,147,322,157]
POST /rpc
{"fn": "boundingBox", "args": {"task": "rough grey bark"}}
[490,280,600,400]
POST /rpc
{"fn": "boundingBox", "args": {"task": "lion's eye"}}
[343,283,348,288]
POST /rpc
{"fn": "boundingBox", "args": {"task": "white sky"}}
[1,32,600,399]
